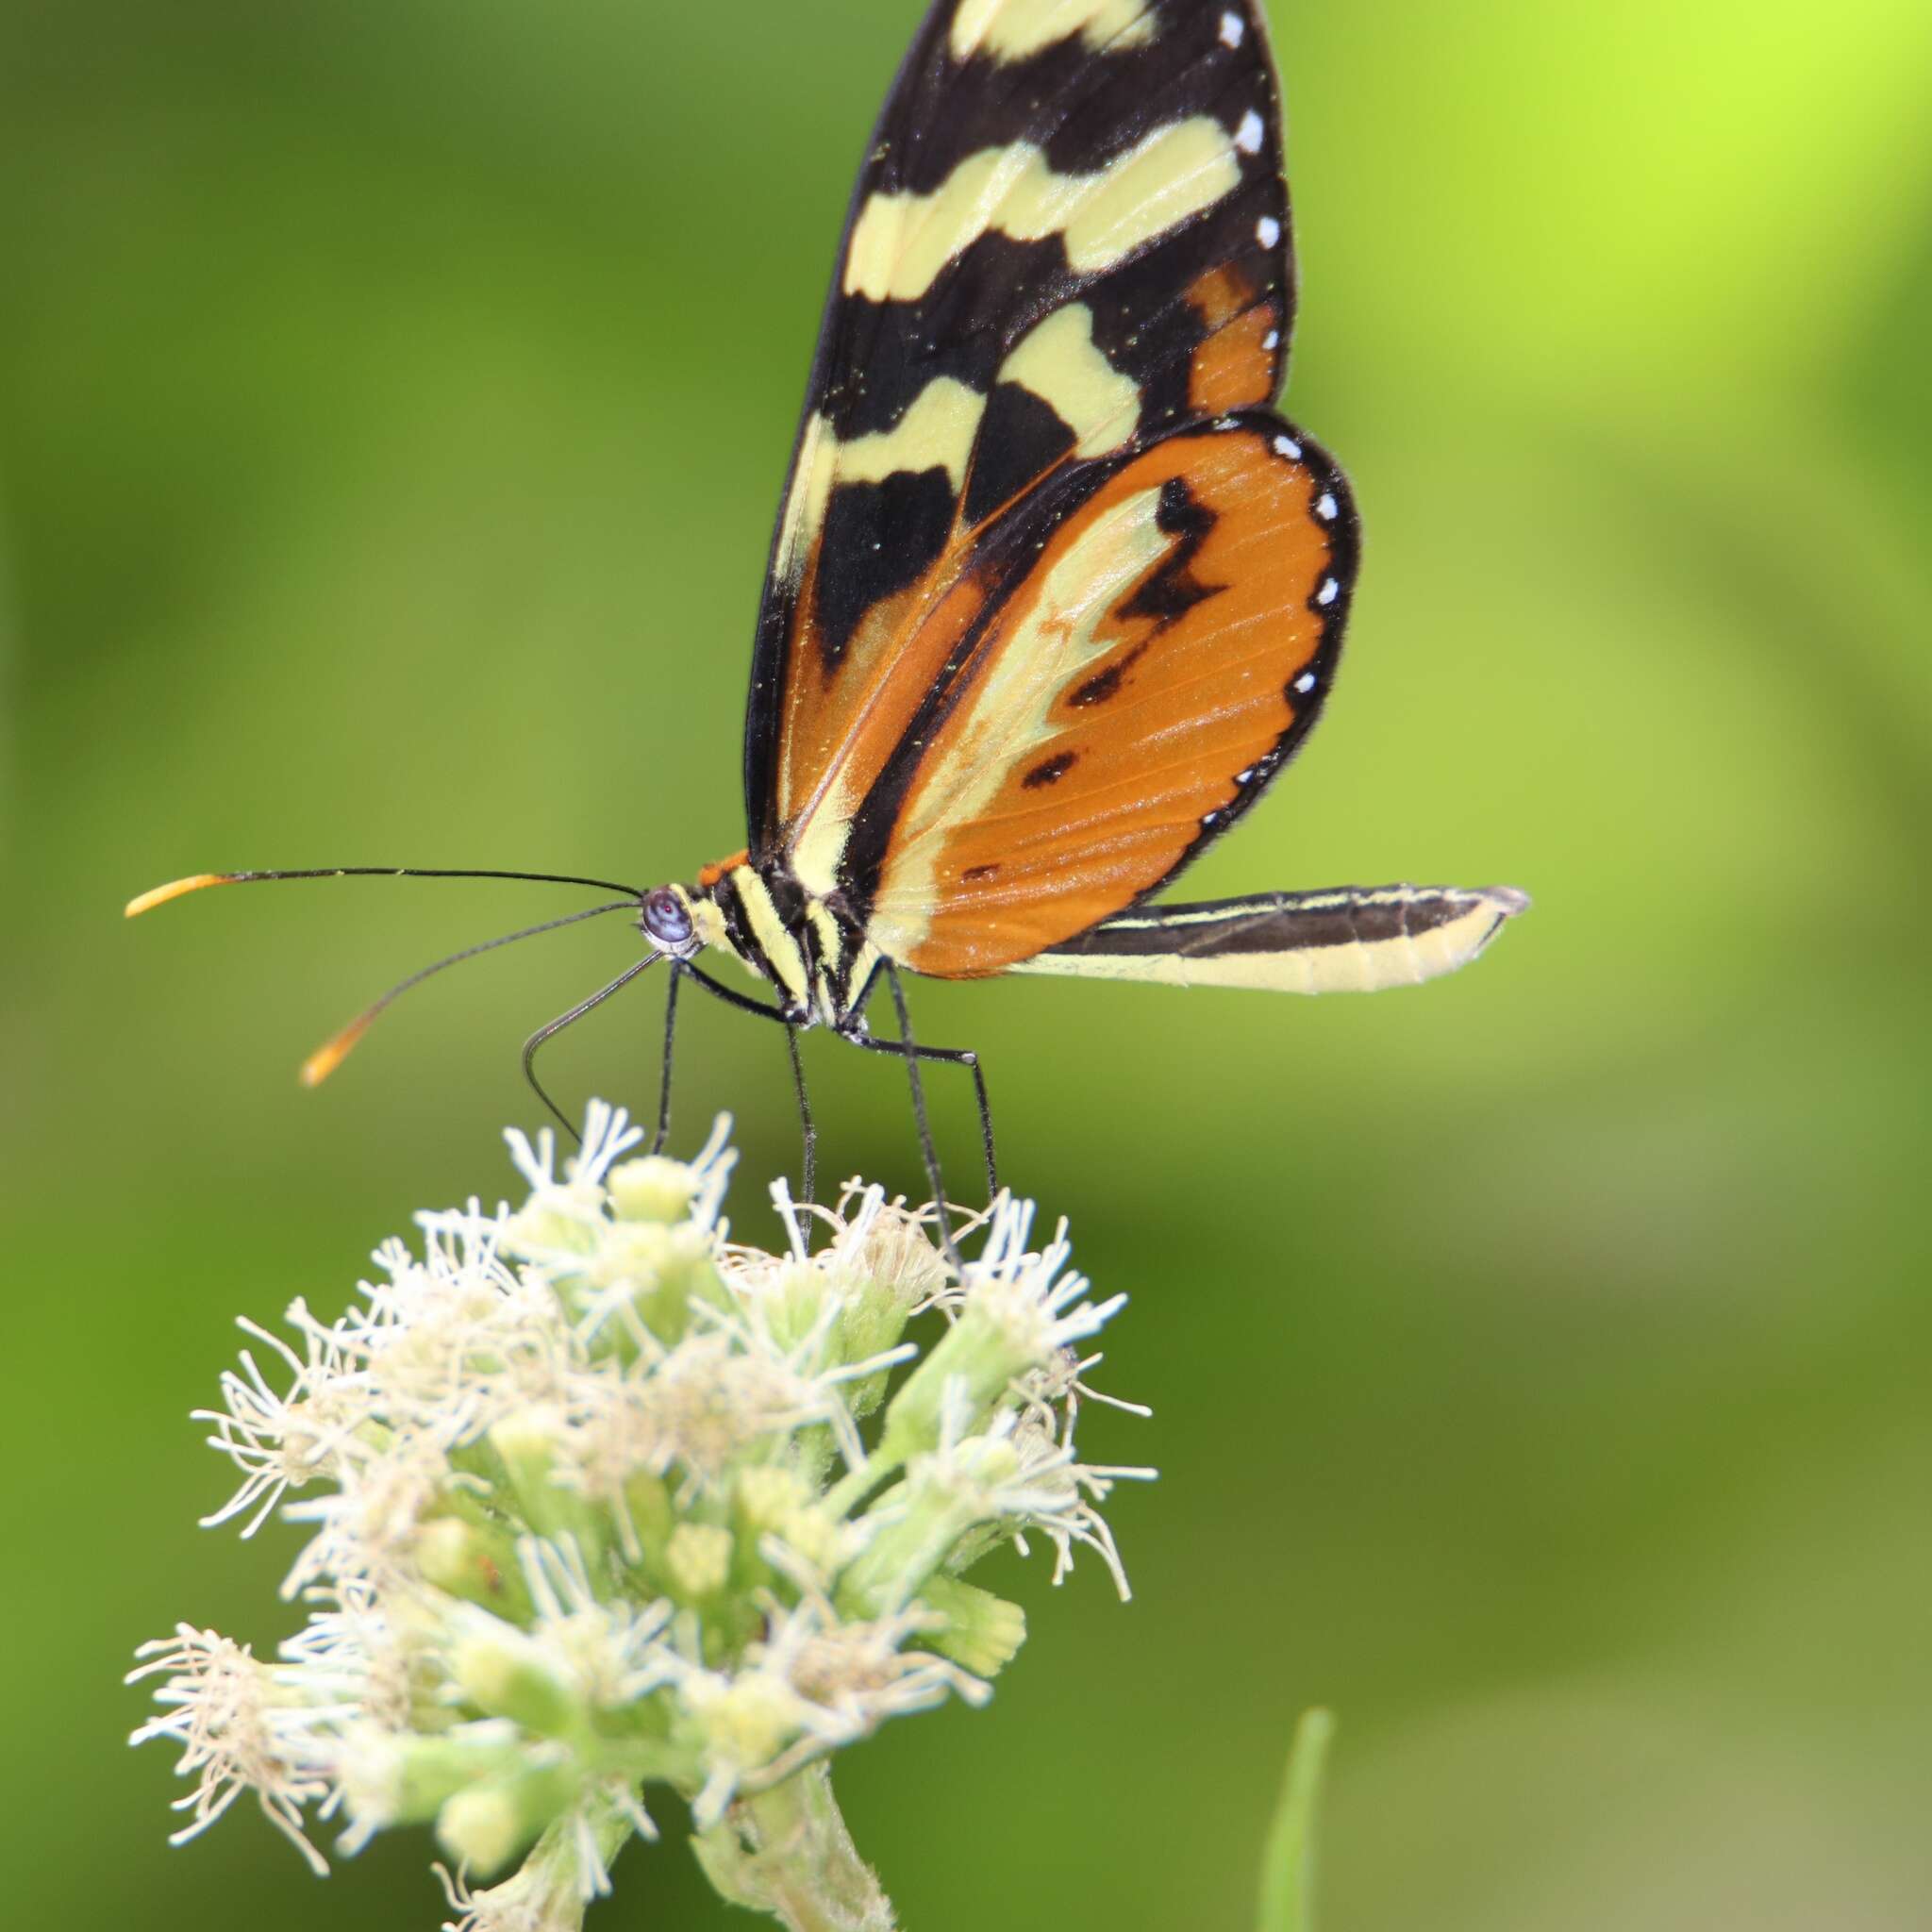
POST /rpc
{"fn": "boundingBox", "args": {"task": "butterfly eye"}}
[641,888,693,949]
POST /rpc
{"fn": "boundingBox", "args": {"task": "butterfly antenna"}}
[125,864,645,919]
[299,900,639,1088]
[522,955,660,1143]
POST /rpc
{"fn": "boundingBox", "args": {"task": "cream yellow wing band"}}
[1007,885,1528,993]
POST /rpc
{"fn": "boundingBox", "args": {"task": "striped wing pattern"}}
[1010,886,1531,992]
[745,0,1358,976]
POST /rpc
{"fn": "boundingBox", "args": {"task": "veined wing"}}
[1009,886,1532,991]
[743,0,1295,863]
[854,409,1356,974]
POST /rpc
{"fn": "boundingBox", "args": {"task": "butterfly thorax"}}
[684,856,881,1032]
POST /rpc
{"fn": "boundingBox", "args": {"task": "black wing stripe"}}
[1045,888,1519,958]
[1008,885,1531,992]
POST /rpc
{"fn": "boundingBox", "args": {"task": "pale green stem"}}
[691,1762,895,1932]
[822,1452,892,1523]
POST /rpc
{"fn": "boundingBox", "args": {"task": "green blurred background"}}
[4,0,1928,1924]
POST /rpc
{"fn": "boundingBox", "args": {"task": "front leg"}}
[785,1022,816,1208]
[679,961,815,1203]
[840,963,999,1212]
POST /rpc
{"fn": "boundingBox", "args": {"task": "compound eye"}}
[641,887,693,948]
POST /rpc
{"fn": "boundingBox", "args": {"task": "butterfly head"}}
[638,883,707,961]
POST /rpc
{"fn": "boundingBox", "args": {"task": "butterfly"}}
[130,0,1526,1216]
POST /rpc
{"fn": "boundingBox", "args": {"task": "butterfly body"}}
[673,861,884,1032]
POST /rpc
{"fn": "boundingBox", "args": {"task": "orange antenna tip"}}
[125,874,234,919]
[300,1015,374,1089]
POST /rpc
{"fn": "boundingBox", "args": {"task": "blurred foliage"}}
[2,1,1929,1925]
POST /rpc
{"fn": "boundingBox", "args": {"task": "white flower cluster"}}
[129,1103,1148,1927]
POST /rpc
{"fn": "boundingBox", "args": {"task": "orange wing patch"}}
[866,417,1351,977]
[778,532,990,897]
[1185,264,1282,414]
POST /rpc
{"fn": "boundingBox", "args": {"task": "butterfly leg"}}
[785,1021,817,1208]
[840,977,997,1201]
[678,961,819,1201]
[829,966,993,1277]
[649,963,682,1156]
[522,955,660,1143]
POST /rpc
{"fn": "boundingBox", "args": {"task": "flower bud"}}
[875,1309,1031,1465]
[450,1621,581,1738]
[917,1575,1027,1677]
[839,1434,1023,1618]
[683,1673,802,1780]
[607,1154,703,1224]
[488,1408,602,1555]
[436,1757,577,1878]
[415,1516,535,1620]
[501,1182,606,1260]
[666,1522,734,1604]
[335,1719,525,1834]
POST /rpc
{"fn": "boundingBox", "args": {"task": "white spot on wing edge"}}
[1220,10,1244,48]
[1262,328,1280,350]
[1273,433,1302,459]
[1315,491,1339,521]
[1294,671,1318,693]
[1235,109,1264,156]
[1257,214,1281,249]
[1316,577,1340,606]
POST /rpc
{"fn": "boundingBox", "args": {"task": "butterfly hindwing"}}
[744,0,1296,863]
[855,412,1355,974]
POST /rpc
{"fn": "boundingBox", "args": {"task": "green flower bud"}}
[435,1756,578,1878]
[916,1575,1027,1677]
[488,1407,604,1556]
[450,1621,582,1737]
[607,1153,703,1224]
[666,1522,734,1604]
[684,1673,802,1775]
[337,1719,526,1832]
[874,1307,1033,1465]
[415,1516,536,1621]
[839,1436,1023,1618]
[832,1205,944,1400]
[500,1182,607,1259]
[762,1257,833,1356]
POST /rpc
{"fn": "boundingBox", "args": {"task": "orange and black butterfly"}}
[131,0,1526,1209]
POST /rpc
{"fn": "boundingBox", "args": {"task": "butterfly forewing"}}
[744,0,1348,981]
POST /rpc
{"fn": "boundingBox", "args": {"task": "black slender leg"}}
[677,958,997,1258]
[650,963,682,1155]
[785,1022,817,1208]
[677,963,823,1196]
[522,955,659,1143]
[960,1052,997,1198]
[881,963,965,1272]
[841,1008,997,1197]
[681,961,797,1025]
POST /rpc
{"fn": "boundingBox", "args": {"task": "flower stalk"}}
[692,1763,895,1932]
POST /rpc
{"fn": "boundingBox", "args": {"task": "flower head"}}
[131,1104,1146,1926]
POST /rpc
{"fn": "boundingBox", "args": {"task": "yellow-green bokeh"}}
[3,1,1927,1924]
